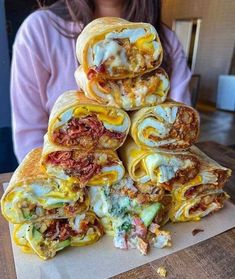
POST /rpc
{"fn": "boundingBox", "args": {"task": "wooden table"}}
[1,141,235,279]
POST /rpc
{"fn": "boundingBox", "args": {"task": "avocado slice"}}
[25,225,48,259]
[140,203,161,227]
[55,239,71,251]
[46,202,65,209]
[21,208,33,220]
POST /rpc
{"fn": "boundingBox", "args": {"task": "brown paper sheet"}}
[3,183,235,279]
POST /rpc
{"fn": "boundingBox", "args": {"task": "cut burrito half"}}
[130,101,199,150]
[41,135,125,187]
[13,212,103,260]
[169,190,229,222]
[119,138,200,191]
[172,146,231,201]
[75,66,169,110]
[89,176,171,254]
[48,90,130,150]
[1,148,89,224]
[76,17,163,79]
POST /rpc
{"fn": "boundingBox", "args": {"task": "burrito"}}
[75,66,169,110]
[89,176,171,254]
[119,138,200,190]
[172,146,231,201]
[48,90,130,150]
[13,212,104,260]
[169,190,229,222]
[76,17,163,79]
[130,101,200,150]
[170,146,231,222]
[41,135,125,187]
[1,148,89,224]
[89,176,164,230]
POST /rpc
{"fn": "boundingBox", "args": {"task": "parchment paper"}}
[3,183,235,279]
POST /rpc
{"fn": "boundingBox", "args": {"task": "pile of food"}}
[1,17,231,260]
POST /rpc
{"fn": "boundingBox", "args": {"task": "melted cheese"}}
[54,105,129,133]
[88,164,125,186]
[106,28,146,43]
[91,27,160,70]
[74,106,124,125]
[135,33,156,54]
[93,40,128,68]
[103,114,130,132]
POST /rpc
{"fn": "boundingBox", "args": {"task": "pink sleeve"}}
[11,13,50,162]
[166,29,192,105]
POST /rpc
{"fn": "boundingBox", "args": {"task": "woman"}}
[11,0,192,162]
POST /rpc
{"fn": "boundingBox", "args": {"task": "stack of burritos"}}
[1,17,231,260]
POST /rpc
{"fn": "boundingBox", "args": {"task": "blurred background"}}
[0,0,235,173]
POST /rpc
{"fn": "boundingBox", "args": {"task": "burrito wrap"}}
[1,148,90,224]
[48,90,130,150]
[13,212,104,260]
[172,146,232,201]
[119,138,200,191]
[75,66,169,110]
[76,17,163,79]
[130,101,200,150]
[42,135,125,187]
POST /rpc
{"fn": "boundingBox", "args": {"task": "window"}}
[173,19,201,73]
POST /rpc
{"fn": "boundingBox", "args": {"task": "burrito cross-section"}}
[170,146,231,222]
[130,101,199,150]
[75,67,169,110]
[119,138,200,191]
[1,148,90,224]
[48,90,130,150]
[89,175,171,254]
[13,212,103,260]
[76,17,163,79]
[42,135,125,187]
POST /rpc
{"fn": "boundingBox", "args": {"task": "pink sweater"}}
[11,10,192,162]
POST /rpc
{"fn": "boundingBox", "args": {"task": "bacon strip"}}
[47,151,102,184]
[44,220,78,241]
[53,114,125,148]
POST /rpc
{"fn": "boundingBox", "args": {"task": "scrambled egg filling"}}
[3,180,87,223]
[46,153,125,187]
[91,27,161,76]
[14,212,103,260]
[92,70,169,110]
[54,105,129,133]
[137,106,179,147]
[170,191,229,222]
[133,152,194,185]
